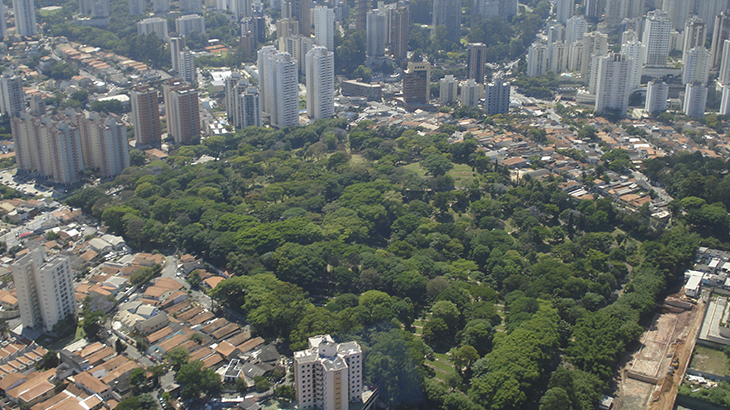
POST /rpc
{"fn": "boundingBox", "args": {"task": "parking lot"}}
[0,168,58,197]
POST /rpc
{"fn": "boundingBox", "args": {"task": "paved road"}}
[160,255,212,310]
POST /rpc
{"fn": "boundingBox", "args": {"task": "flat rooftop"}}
[699,296,730,346]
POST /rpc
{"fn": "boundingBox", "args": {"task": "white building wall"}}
[314,6,335,51]
[306,46,335,119]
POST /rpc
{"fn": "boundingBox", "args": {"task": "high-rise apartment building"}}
[683,15,707,62]
[604,0,644,27]
[231,0,253,20]
[13,248,76,332]
[711,11,730,71]
[620,33,645,91]
[164,83,200,144]
[280,34,313,74]
[683,81,708,117]
[78,0,110,18]
[440,75,457,104]
[432,0,462,44]
[356,0,369,31]
[720,85,730,115]
[565,15,588,45]
[13,0,38,37]
[0,74,25,117]
[153,0,169,13]
[645,80,669,114]
[225,74,261,129]
[467,43,487,83]
[137,17,169,40]
[527,42,548,77]
[79,111,129,178]
[130,85,161,147]
[179,51,196,83]
[683,47,710,84]
[176,14,205,36]
[390,2,410,62]
[460,79,483,107]
[0,2,6,40]
[170,36,186,74]
[258,46,299,128]
[555,0,573,24]
[697,0,726,34]
[594,53,631,116]
[642,10,672,67]
[569,31,609,77]
[484,74,510,115]
[292,0,311,36]
[180,0,202,14]
[128,0,144,15]
[403,61,430,105]
[294,335,362,410]
[314,6,334,51]
[366,10,387,58]
[719,39,730,84]
[662,0,692,31]
[306,46,335,120]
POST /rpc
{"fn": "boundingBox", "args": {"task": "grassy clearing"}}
[690,346,730,376]
[427,358,456,376]
[402,162,427,177]
[448,164,478,187]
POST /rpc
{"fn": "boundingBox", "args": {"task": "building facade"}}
[225,74,262,129]
[683,47,711,85]
[432,0,461,44]
[467,43,487,83]
[258,46,299,128]
[314,6,334,52]
[0,74,25,116]
[305,46,335,120]
[403,61,430,105]
[711,11,730,71]
[440,75,458,104]
[176,14,205,36]
[594,53,631,116]
[642,10,672,67]
[130,85,161,147]
[684,81,708,118]
[163,82,200,144]
[366,10,387,58]
[79,111,129,178]
[460,79,483,108]
[645,80,669,114]
[484,74,510,115]
[137,17,169,40]
[12,0,38,37]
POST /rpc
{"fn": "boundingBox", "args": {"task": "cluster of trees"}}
[44,60,79,80]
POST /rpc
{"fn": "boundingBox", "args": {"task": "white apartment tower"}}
[12,0,38,37]
[595,53,632,116]
[459,79,483,108]
[698,0,727,34]
[366,9,387,58]
[258,46,299,128]
[565,15,588,45]
[314,6,335,52]
[170,36,186,74]
[620,33,645,92]
[13,248,76,333]
[294,335,362,410]
[683,16,707,62]
[569,31,609,77]
[137,17,169,40]
[711,11,730,71]
[0,75,25,116]
[79,112,129,178]
[305,46,335,120]
[440,75,458,104]
[683,47,711,84]
[527,42,548,77]
[720,39,730,85]
[642,10,672,67]
[645,80,669,114]
[720,85,730,115]
[0,2,6,40]
[176,14,205,36]
[484,75,510,115]
[555,0,573,24]
[684,81,708,118]
[281,35,314,75]
[661,0,692,31]
[179,51,196,83]
[225,74,262,129]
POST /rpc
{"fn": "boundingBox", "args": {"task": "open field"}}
[689,345,730,376]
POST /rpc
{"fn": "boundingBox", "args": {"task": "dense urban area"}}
[3,0,730,409]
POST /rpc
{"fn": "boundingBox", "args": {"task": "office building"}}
[153,0,169,13]
[683,47,710,84]
[527,42,548,77]
[178,51,195,83]
[440,75,458,104]
[292,0,311,36]
[645,80,668,114]
[79,112,129,178]
[294,335,362,410]
[366,10,387,58]
[137,17,169,40]
[130,85,161,147]
[642,10,671,67]
[620,34,645,91]
[432,0,461,44]
[164,83,200,144]
[467,43,487,83]
[484,74,510,115]
[720,85,730,115]
[595,53,631,116]
[128,0,144,14]
[13,0,38,37]
[683,15,707,62]
[683,81,708,117]
[460,79,483,108]
[176,14,205,36]
[390,2,409,62]
[225,74,261,129]
[180,0,202,14]
[711,11,730,71]
[0,2,6,40]
[0,74,25,117]
[314,6,334,51]
[403,61,430,105]
[258,46,299,128]
[720,40,730,84]
[565,15,588,45]
[356,0,369,31]
[13,248,76,333]
[170,36,186,74]
[306,47,335,120]
[555,0,572,24]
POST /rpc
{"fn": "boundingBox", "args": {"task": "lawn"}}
[690,345,730,376]
[402,162,427,177]
[426,355,456,377]
[448,163,478,187]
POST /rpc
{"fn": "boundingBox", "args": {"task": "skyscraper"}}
[719,39,730,84]
[720,85,730,115]
[682,47,710,84]
[620,32,645,91]
[137,17,169,40]
[79,111,129,178]
[555,0,573,24]
[128,0,144,15]
[697,0,726,34]
[314,6,335,51]
[432,0,462,44]
[594,53,631,116]
[356,0,369,31]
[164,83,200,144]
[390,2,410,62]
[258,46,299,128]
[0,74,25,116]
[440,75,458,103]
[12,0,38,37]
[292,0,311,36]
[176,14,205,36]
[642,10,672,67]
[178,51,196,83]
[0,2,6,40]
[130,85,161,147]
[366,10,387,57]
[13,248,76,332]
[170,36,186,74]
[683,15,707,62]
[467,43,487,83]
[565,15,588,45]
[305,46,335,120]
[527,42,548,77]
[711,11,730,71]
[225,73,261,129]
[459,79,483,107]
[683,81,708,118]
[403,61,430,105]
[662,0,692,31]
[645,80,668,114]
[484,74,510,115]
